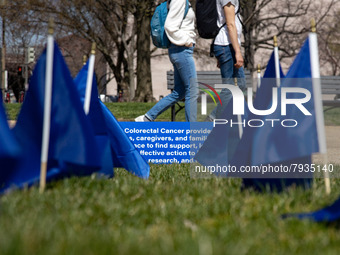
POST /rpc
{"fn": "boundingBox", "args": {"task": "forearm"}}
[223,3,243,68]
[226,22,241,53]
[224,3,241,53]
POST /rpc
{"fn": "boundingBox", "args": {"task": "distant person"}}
[135,0,198,122]
[207,0,246,120]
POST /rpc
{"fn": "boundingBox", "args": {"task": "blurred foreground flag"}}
[74,61,149,179]
[250,35,326,166]
[74,61,113,176]
[263,50,285,80]
[99,102,150,179]
[1,42,102,193]
[0,96,21,185]
[234,48,311,191]
[194,97,247,174]
[0,96,21,159]
[231,50,284,168]
[194,49,284,176]
[283,197,340,222]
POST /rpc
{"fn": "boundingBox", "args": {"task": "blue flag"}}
[0,97,22,187]
[263,51,285,79]
[230,49,312,191]
[283,197,340,222]
[251,38,320,165]
[99,102,150,179]
[1,42,102,193]
[231,51,283,169]
[195,51,284,172]
[73,61,113,176]
[73,61,149,179]
[0,98,21,159]
[194,97,248,176]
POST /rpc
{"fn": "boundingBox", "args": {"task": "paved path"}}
[313,126,340,164]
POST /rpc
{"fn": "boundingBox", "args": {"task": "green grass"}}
[103,102,186,121]
[5,103,340,124]
[1,166,340,255]
[4,103,22,121]
[4,102,187,121]
[2,103,340,254]
[324,107,340,126]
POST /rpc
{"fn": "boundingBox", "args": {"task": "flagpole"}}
[83,55,87,66]
[273,36,281,87]
[309,19,330,194]
[257,64,261,89]
[234,77,243,139]
[39,19,54,193]
[84,43,96,115]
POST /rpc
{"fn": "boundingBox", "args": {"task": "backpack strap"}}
[167,0,190,21]
[210,23,226,57]
[184,0,190,18]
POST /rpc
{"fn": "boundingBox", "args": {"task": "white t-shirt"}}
[165,0,196,46]
[214,0,242,46]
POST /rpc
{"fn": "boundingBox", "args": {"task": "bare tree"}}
[185,0,337,75]
[1,1,47,99]
[6,0,157,102]
[240,0,336,73]
[130,0,155,102]
[318,9,340,76]
[6,0,338,103]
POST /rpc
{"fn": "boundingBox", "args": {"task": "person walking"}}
[135,0,198,122]
[207,0,246,120]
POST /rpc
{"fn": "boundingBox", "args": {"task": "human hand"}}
[234,51,244,69]
[217,59,220,69]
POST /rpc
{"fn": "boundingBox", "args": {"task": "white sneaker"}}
[135,115,151,122]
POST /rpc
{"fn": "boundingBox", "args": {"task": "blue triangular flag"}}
[231,48,312,191]
[194,97,248,176]
[230,50,285,172]
[99,102,150,179]
[74,61,149,179]
[283,197,340,222]
[251,38,320,165]
[263,51,285,79]
[0,97,22,187]
[1,42,102,192]
[73,61,113,176]
[195,50,285,172]
[0,97,21,159]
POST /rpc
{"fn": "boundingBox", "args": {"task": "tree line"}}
[2,0,339,102]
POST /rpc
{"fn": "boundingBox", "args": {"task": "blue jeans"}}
[146,44,198,122]
[209,44,246,119]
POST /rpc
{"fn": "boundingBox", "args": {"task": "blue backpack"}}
[151,0,190,49]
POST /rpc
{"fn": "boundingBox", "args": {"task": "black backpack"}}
[196,0,222,39]
[196,0,242,56]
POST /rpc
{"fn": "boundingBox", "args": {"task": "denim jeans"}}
[209,44,246,119]
[146,44,198,122]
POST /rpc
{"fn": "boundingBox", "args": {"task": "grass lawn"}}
[5,102,340,124]
[324,107,340,126]
[1,103,340,255]
[1,166,340,255]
